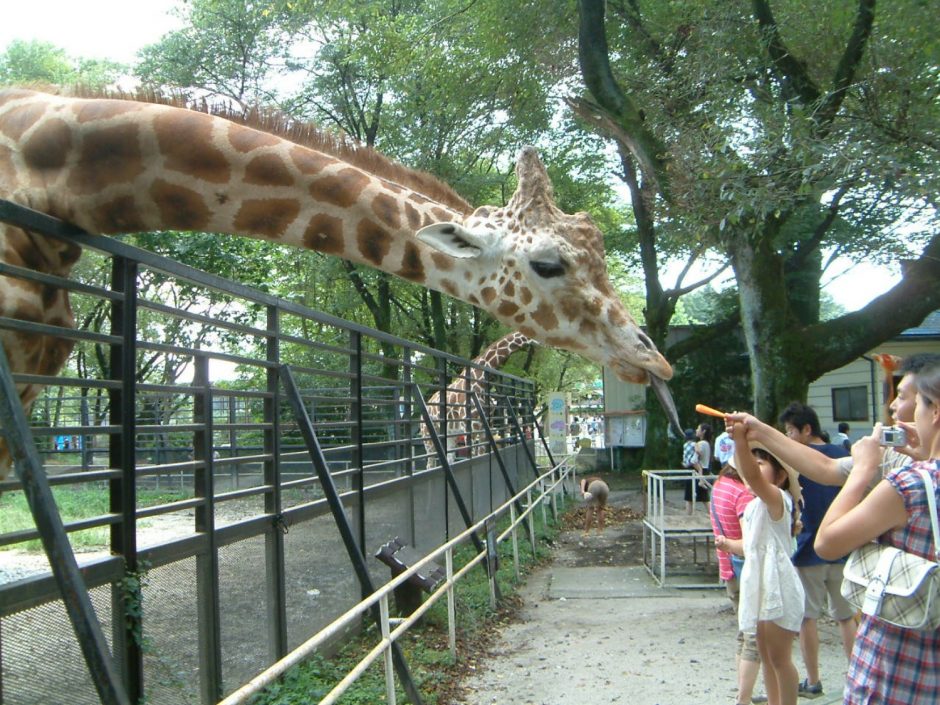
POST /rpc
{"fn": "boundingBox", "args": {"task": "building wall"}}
[807,340,940,443]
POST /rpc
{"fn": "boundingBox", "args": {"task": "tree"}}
[135,0,296,109]
[0,39,123,88]
[574,0,940,427]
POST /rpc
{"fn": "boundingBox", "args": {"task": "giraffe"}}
[0,88,679,478]
[421,331,534,465]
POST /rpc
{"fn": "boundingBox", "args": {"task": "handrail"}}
[217,455,575,705]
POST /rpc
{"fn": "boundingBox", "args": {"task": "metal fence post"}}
[445,547,456,661]
[108,255,143,702]
[193,354,223,703]
[349,331,366,573]
[264,304,288,660]
[379,594,396,705]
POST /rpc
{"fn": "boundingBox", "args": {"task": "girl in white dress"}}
[731,422,805,705]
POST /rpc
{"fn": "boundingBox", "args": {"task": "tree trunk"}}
[731,235,811,422]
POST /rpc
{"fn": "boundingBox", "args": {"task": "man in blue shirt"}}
[779,402,853,700]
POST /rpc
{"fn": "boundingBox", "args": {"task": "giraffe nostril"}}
[637,332,655,351]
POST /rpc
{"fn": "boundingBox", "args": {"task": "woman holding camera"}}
[816,358,940,705]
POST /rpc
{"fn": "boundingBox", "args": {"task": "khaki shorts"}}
[797,562,855,622]
[586,480,609,505]
[725,577,759,663]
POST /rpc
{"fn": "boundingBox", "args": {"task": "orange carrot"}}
[695,403,728,418]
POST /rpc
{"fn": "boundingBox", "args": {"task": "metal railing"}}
[218,456,574,705]
[0,199,543,705]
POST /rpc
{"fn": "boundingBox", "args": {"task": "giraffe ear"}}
[416,222,491,259]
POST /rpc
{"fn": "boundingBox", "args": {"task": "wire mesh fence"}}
[0,200,541,704]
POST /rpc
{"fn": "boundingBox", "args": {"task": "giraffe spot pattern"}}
[531,302,558,330]
[22,118,73,170]
[430,252,453,272]
[234,199,301,239]
[519,287,533,306]
[289,146,338,174]
[0,103,46,141]
[244,154,293,186]
[150,179,211,231]
[357,219,391,265]
[68,123,145,194]
[481,287,496,305]
[404,202,422,231]
[309,168,370,209]
[430,207,453,222]
[154,111,230,184]
[2,229,44,270]
[228,123,281,152]
[560,297,580,321]
[608,306,629,327]
[441,280,459,297]
[92,195,147,233]
[397,242,425,282]
[497,300,519,317]
[545,335,585,350]
[371,193,401,230]
[73,100,142,123]
[303,213,345,255]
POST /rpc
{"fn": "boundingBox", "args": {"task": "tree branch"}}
[806,231,940,378]
[751,0,821,107]
[575,0,670,199]
[816,0,876,127]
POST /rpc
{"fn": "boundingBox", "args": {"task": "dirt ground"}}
[452,486,847,705]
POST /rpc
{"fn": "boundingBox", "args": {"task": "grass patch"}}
[0,487,191,551]
[249,495,569,705]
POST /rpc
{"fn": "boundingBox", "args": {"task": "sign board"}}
[545,392,569,455]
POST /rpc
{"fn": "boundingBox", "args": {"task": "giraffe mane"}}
[47,84,474,216]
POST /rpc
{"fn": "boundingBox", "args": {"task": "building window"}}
[832,385,868,422]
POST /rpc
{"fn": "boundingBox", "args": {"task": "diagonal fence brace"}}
[278,365,425,705]
[413,387,501,598]
[0,342,131,705]
[469,390,531,538]
[494,395,541,481]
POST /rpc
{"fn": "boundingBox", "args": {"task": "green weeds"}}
[250,495,567,705]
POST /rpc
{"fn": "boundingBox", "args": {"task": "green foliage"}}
[249,501,563,704]
[0,39,124,88]
[135,0,297,106]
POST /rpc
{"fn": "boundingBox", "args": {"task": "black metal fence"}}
[0,200,540,705]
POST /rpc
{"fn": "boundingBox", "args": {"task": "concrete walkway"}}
[455,490,848,705]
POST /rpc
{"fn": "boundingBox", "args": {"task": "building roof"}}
[898,310,940,339]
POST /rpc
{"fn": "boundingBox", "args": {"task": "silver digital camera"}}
[880,426,907,447]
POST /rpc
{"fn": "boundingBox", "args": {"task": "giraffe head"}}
[417,147,679,429]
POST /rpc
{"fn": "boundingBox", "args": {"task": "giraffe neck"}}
[476,332,532,371]
[0,90,473,294]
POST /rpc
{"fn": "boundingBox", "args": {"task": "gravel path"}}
[454,489,847,705]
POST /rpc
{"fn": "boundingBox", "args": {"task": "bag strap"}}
[709,494,725,535]
[913,463,940,563]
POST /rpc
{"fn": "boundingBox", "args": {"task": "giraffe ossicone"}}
[0,89,679,477]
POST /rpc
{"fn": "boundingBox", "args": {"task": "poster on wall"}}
[546,392,569,455]
[606,412,646,448]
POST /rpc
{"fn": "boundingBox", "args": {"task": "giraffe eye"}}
[530,259,567,279]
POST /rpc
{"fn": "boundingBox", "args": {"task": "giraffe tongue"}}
[649,374,683,438]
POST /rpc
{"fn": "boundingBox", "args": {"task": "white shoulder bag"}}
[841,465,940,630]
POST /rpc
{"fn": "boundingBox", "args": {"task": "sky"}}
[2,1,905,313]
